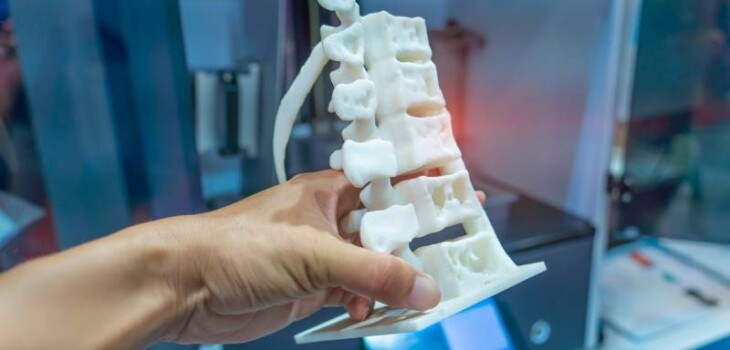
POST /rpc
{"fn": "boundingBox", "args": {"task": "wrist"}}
[120,214,212,343]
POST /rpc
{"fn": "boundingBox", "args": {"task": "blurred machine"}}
[601,1,730,348]
[10,0,287,248]
[179,0,263,205]
[608,0,730,246]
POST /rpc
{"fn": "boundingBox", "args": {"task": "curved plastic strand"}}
[274,43,329,183]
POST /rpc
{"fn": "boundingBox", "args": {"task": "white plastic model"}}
[273,0,546,343]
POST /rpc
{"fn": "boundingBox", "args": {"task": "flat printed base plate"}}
[295,262,546,344]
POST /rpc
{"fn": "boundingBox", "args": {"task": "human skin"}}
[0,170,465,349]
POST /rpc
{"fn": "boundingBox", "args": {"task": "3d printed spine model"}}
[275,1,540,317]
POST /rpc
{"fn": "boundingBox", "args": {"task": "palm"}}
[175,289,334,344]
[163,171,447,345]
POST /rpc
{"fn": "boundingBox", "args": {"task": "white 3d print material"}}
[273,0,546,343]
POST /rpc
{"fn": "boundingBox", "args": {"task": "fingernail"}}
[359,298,372,321]
[408,272,441,310]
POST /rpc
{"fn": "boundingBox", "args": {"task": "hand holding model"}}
[0,170,446,348]
[163,170,443,344]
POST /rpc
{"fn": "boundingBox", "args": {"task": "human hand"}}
[155,170,443,344]
[0,169,488,349]
[0,168,488,349]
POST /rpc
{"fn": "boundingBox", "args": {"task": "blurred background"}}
[1,0,729,349]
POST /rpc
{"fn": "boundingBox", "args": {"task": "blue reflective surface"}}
[364,298,514,350]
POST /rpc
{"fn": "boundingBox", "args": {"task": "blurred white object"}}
[661,238,730,284]
[601,241,730,350]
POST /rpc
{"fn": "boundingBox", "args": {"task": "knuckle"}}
[303,235,335,288]
[289,173,309,184]
[371,256,401,298]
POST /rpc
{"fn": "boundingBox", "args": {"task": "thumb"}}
[319,241,441,310]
